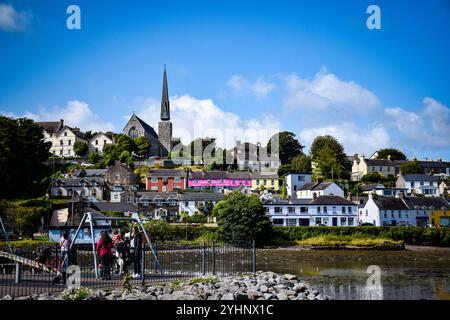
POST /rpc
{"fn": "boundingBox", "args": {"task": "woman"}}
[59,231,71,284]
[96,231,112,280]
[130,226,143,279]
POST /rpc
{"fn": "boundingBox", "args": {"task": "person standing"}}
[96,231,112,280]
[59,231,71,284]
[131,226,143,278]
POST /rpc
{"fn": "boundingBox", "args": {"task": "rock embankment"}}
[2,271,332,300]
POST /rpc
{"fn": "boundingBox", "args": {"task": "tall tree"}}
[116,134,136,154]
[400,160,423,174]
[0,116,51,198]
[291,154,312,172]
[73,141,88,157]
[134,136,151,157]
[310,135,347,179]
[375,148,407,161]
[266,131,304,165]
[213,192,272,244]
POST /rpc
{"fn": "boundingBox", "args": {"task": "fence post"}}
[201,241,206,275]
[141,241,145,285]
[211,241,216,275]
[252,240,256,274]
[154,240,158,274]
[15,263,22,283]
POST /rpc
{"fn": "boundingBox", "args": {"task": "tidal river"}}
[257,246,450,300]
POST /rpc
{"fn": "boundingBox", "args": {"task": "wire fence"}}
[0,240,256,298]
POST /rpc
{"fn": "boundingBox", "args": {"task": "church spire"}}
[160,64,170,120]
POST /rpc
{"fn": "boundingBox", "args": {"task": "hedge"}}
[271,226,450,247]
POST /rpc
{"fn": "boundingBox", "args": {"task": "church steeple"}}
[160,64,170,120]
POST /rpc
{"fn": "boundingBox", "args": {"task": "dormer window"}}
[95,140,98,145]
[64,132,67,136]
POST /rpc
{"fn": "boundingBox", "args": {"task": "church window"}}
[129,127,139,139]
[64,132,67,137]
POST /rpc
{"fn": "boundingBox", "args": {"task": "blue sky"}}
[1,0,449,159]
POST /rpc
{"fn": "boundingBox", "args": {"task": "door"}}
[332,217,338,226]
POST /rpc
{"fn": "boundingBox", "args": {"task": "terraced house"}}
[146,169,187,192]
[263,195,357,227]
[188,171,252,190]
[51,177,105,201]
[360,193,450,226]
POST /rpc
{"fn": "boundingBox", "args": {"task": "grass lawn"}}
[295,235,404,248]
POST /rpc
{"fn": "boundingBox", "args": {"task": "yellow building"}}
[429,208,450,227]
[251,173,282,192]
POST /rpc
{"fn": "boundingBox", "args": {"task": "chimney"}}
[368,192,373,200]
[312,192,318,200]
[60,119,64,127]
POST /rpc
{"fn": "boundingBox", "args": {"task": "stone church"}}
[123,65,173,157]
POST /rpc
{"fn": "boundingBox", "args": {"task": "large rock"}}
[277,292,289,300]
[247,290,263,300]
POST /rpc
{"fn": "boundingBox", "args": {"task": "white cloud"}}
[299,122,391,156]
[283,69,381,125]
[0,3,31,32]
[134,94,281,148]
[227,75,275,98]
[3,100,115,132]
[385,97,450,148]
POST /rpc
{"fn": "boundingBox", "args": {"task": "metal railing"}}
[0,240,256,298]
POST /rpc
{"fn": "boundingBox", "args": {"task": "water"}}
[258,248,450,300]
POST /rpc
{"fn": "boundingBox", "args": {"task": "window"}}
[411,182,415,188]
[104,140,107,145]
[151,177,157,182]
[194,179,198,184]
[264,207,269,213]
[340,217,347,226]
[208,180,212,184]
[64,132,67,136]
[60,140,63,146]
[300,207,307,213]
[184,201,189,207]
[156,200,162,206]
[342,207,345,213]
[288,207,295,213]
[174,177,181,183]
[256,179,259,185]
[315,217,322,225]
[114,194,118,200]
[128,127,139,139]
[271,180,274,186]
[323,207,327,213]
[68,140,71,145]
[115,175,120,182]
[60,150,63,155]
[366,209,368,217]
[274,207,282,213]
[151,186,158,191]
[298,175,305,181]
[286,219,297,226]
[95,140,98,145]
[348,206,352,213]
[272,219,284,226]
[317,207,321,213]
[348,218,354,226]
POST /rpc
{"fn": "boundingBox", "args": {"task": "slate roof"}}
[37,121,64,134]
[91,202,138,213]
[401,174,439,182]
[309,195,355,206]
[52,178,104,187]
[363,159,406,166]
[360,183,385,192]
[178,192,225,202]
[251,172,279,179]
[73,169,108,177]
[298,182,334,191]
[372,197,409,210]
[147,169,187,177]
[403,197,450,209]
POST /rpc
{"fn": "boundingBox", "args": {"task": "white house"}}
[360,194,415,227]
[360,183,407,197]
[396,174,440,197]
[263,195,357,227]
[178,192,225,216]
[285,173,312,198]
[296,182,344,199]
[88,132,114,155]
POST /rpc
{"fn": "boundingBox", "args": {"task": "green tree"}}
[375,148,407,161]
[361,172,384,183]
[0,116,51,198]
[0,201,43,238]
[310,135,347,179]
[291,154,312,172]
[116,134,136,154]
[267,131,304,164]
[73,141,88,157]
[314,146,346,180]
[134,136,151,157]
[281,184,287,199]
[400,160,423,174]
[88,152,100,165]
[212,192,272,244]
[119,150,132,166]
